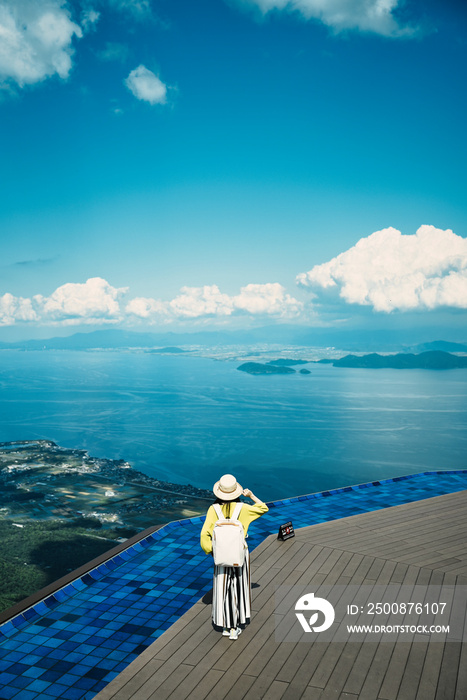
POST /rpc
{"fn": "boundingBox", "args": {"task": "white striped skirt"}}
[212,549,251,631]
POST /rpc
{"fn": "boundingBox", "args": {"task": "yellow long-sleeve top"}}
[200,501,269,555]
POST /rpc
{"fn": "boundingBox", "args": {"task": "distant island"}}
[322,351,467,370]
[237,362,296,375]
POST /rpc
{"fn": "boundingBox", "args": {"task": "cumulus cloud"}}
[297,225,467,313]
[125,283,303,321]
[233,282,303,316]
[234,0,416,37]
[168,285,234,318]
[125,296,169,319]
[34,277,128,325]
[125,64,167,104]
[0,293,38,326]
[0,0,83,88]
[1,278,303,327]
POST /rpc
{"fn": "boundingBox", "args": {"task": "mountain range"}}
[0,328,466,353]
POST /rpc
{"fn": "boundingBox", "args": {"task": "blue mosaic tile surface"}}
[0,470,466,700]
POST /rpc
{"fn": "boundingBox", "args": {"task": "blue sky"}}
[0,0,466,340]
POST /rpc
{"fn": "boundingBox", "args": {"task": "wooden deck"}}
[95,490,467,700]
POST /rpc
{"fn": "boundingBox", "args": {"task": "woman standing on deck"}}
[200,474,268,640]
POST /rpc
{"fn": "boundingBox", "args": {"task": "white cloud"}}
[125,283,303,321]
[297,225,467,313]
[235,0,416,37]
[233,282,303,317]
[1,278,303,327]
[125,64,167,104]
[125,296,168,318]
[0,293,38,326]
[0,0,82,88]
[34,277,128,325]
[168,285,234,318]
[81,8,100,32]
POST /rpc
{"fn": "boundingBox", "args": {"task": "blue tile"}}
[7,690,37,700]
[0,686,20,699]
[40,682,70,697]
[74,677,97,690]
[61,687,88,700]
[25,679,52,693]
[0,672,16,685]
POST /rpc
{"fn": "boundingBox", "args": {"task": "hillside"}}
[331,351,467,370]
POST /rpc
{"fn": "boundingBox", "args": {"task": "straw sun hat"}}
[213,474,243,501]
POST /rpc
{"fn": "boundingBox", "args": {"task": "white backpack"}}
[212,503,246,568]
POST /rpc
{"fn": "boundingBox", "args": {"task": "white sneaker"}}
[222,629,230,636]
[229,627,242,640]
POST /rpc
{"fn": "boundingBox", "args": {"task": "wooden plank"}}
[395,637,428,700]
[145,663,193,700]
[341,643,380,696]
[257,540,309,573]
[294,544,337,574]
[215,674,256,700]
[243,629,297,678]
[388,561,409,584]
[243,674,286,700]
[345,554,376,584]
[297,687,323,700]
[252,559,307,613]
[275,641,311,684]
[183,629,232,669]
[340,552,365,579]
[279,644,330,700]
[454,639,467,700]
[434,642,462,700]
[357,643,397,700]
[149,616,217,665]
[377,642,412,700]
[365,558,386,581]
[373,558,397,585]
[212,609,276,673]
[393,563,420,586]
[407,556,461,569]
[261,680,289,700]
[308,642,347,689]
[313,643,362,698]
[415,642,446,700]
[165,666,224,700]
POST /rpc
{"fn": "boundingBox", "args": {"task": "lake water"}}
[0,350,466,501]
